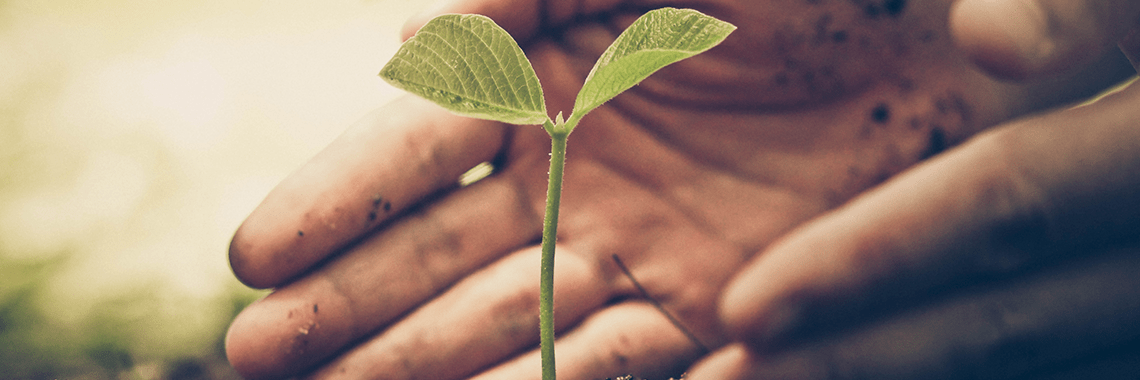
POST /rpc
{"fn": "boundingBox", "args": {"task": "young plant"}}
[379,8,734,380]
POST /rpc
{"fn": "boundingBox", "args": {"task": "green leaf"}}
[380,14,548,125]
[570,8,735,122]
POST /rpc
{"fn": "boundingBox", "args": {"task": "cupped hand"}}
[223,0,1133,379]
[689,0,1140,379]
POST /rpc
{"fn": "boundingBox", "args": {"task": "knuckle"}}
[968,295,1040,378]
[961,129,1059,274]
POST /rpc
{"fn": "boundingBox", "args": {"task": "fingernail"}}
[998,0,1054,70]
[1016,3,1048,62]
[952,0,1058,78]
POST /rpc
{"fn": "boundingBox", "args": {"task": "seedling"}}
[380,8,734,380]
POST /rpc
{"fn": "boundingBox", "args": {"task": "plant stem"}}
[540,129,568,380]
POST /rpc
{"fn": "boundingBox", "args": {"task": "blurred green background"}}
[0,1,427,378]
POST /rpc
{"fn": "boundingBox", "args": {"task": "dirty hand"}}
[224,0,1134,379]
[689,0,1140,379]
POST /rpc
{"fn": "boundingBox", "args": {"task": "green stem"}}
[540,128,568,380]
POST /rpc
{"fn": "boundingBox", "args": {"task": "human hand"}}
[688,0,1140,379]
[223,0,1133,379]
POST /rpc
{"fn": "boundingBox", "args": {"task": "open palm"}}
[223,1,1120,379]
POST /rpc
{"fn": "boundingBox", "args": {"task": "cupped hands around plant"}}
[223,1,1135,379]
[379,8,735,380]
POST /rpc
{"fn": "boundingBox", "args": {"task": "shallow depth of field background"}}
[0,1,428,378]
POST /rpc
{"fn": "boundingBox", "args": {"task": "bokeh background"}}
[1,1,429,378]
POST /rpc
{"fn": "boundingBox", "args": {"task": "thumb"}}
[399,0,626,43]
[401,0,540,41]
[950,0,1140,80]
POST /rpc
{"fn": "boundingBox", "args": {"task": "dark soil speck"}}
[884,0,907,16]
[870,103,891,123]
[832,30,848,43]
[922,127,947,159]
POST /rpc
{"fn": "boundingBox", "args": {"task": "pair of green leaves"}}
[379,7,735,133]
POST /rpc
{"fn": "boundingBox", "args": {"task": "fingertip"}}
[225,288,354,379]
[400,0,456,41]
[719,289,800,354]
[950,0,1050,80]
[227,206,311,289]
[225,173,327,290]
[951,0,1140,80]
[717,252,803,352]
[225,298,284,380]
[398,0,542,42]
[228,224,280,290]
[686,344,752,380]
[717,270,760,338]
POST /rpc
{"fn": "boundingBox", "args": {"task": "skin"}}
[690,0,1140,378]
[224,0,1139,379]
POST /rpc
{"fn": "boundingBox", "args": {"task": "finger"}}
[304,246,610,380]
[721,78,1140,352]
[470,302,709,380]
[691,247,1140,380]
[949,0,1140,80]
[399,0,628,42]
[229,96,507,288]
[225,173,541,379]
